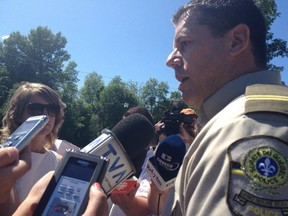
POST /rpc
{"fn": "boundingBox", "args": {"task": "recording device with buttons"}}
[33,151,108,216]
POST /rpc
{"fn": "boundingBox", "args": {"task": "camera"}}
[159,110,195,136]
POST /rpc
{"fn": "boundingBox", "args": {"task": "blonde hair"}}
[1,82,66,149]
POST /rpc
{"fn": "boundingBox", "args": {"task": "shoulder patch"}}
[227,136,288,216]
[245,84,288,115]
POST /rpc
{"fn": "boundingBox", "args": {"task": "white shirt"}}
[15,150,59,203]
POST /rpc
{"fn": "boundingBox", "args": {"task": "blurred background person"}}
[155,107,200,148]
[178,108,200,145]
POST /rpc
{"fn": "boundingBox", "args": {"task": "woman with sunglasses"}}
[0,82,78,215]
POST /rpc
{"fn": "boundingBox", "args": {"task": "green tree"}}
[0,26,76,107]
[0,66,9,115]
[80,71,105,111]
[61,99,95,148]
[256,0,288,71]
[140,78,171,121]
[78,71,106,140]
[170,91,182,101]
[98,76,139,129]
[126,80,142,101]
[58,62,82,145]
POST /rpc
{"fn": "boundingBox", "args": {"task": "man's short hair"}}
[172,0,267,68]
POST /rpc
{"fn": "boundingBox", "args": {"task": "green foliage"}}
[60,98,94,147]
[140,78,169,116]
[80,71,105,109]
[126,80,143,101]
[98,77,139,129]
[0,67,9,111]
[0,27,74,107]
[255,0,288,71]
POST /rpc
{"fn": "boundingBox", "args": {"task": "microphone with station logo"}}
[81,113,154,195]
[146,134,186,191]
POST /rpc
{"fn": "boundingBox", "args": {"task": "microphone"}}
[146,134,186,191]
[81,113,154,194]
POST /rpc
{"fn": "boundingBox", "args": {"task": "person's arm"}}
[147,180,170,215]
[13,171,109,216]
[0,147,31,215]
[12,171,54,216]
[110,182,150,216]
[0,147,31,204]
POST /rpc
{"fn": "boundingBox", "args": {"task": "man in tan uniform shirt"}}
[165,0,288,215]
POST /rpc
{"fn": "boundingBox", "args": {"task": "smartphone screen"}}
[42,157,99,216]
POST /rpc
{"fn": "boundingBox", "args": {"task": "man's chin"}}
[184,97,201,109]
[182,94,195,106]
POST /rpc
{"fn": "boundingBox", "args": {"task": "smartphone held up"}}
[0,115,49,151]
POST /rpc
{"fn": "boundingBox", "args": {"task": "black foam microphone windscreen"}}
[81,113,154,194]
[112,113,154,177]
[154,134,186,181]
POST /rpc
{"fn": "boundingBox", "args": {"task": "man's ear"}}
[227,24,250,56]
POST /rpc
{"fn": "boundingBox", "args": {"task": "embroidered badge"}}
[243,146,288,193]
[227,136,288,215]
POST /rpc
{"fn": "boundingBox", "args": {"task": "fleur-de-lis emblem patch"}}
[243,146,288,189]
[228,137,288,215]
[258,157,277,177]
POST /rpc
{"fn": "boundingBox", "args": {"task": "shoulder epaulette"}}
[245,84,288,115]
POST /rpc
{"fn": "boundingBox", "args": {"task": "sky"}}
[1,0,287,93]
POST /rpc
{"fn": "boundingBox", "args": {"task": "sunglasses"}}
[26,103,60,117]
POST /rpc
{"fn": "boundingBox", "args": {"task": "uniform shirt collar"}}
[198,70,282,124]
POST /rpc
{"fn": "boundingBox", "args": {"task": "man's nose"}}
[166,49,183,69]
